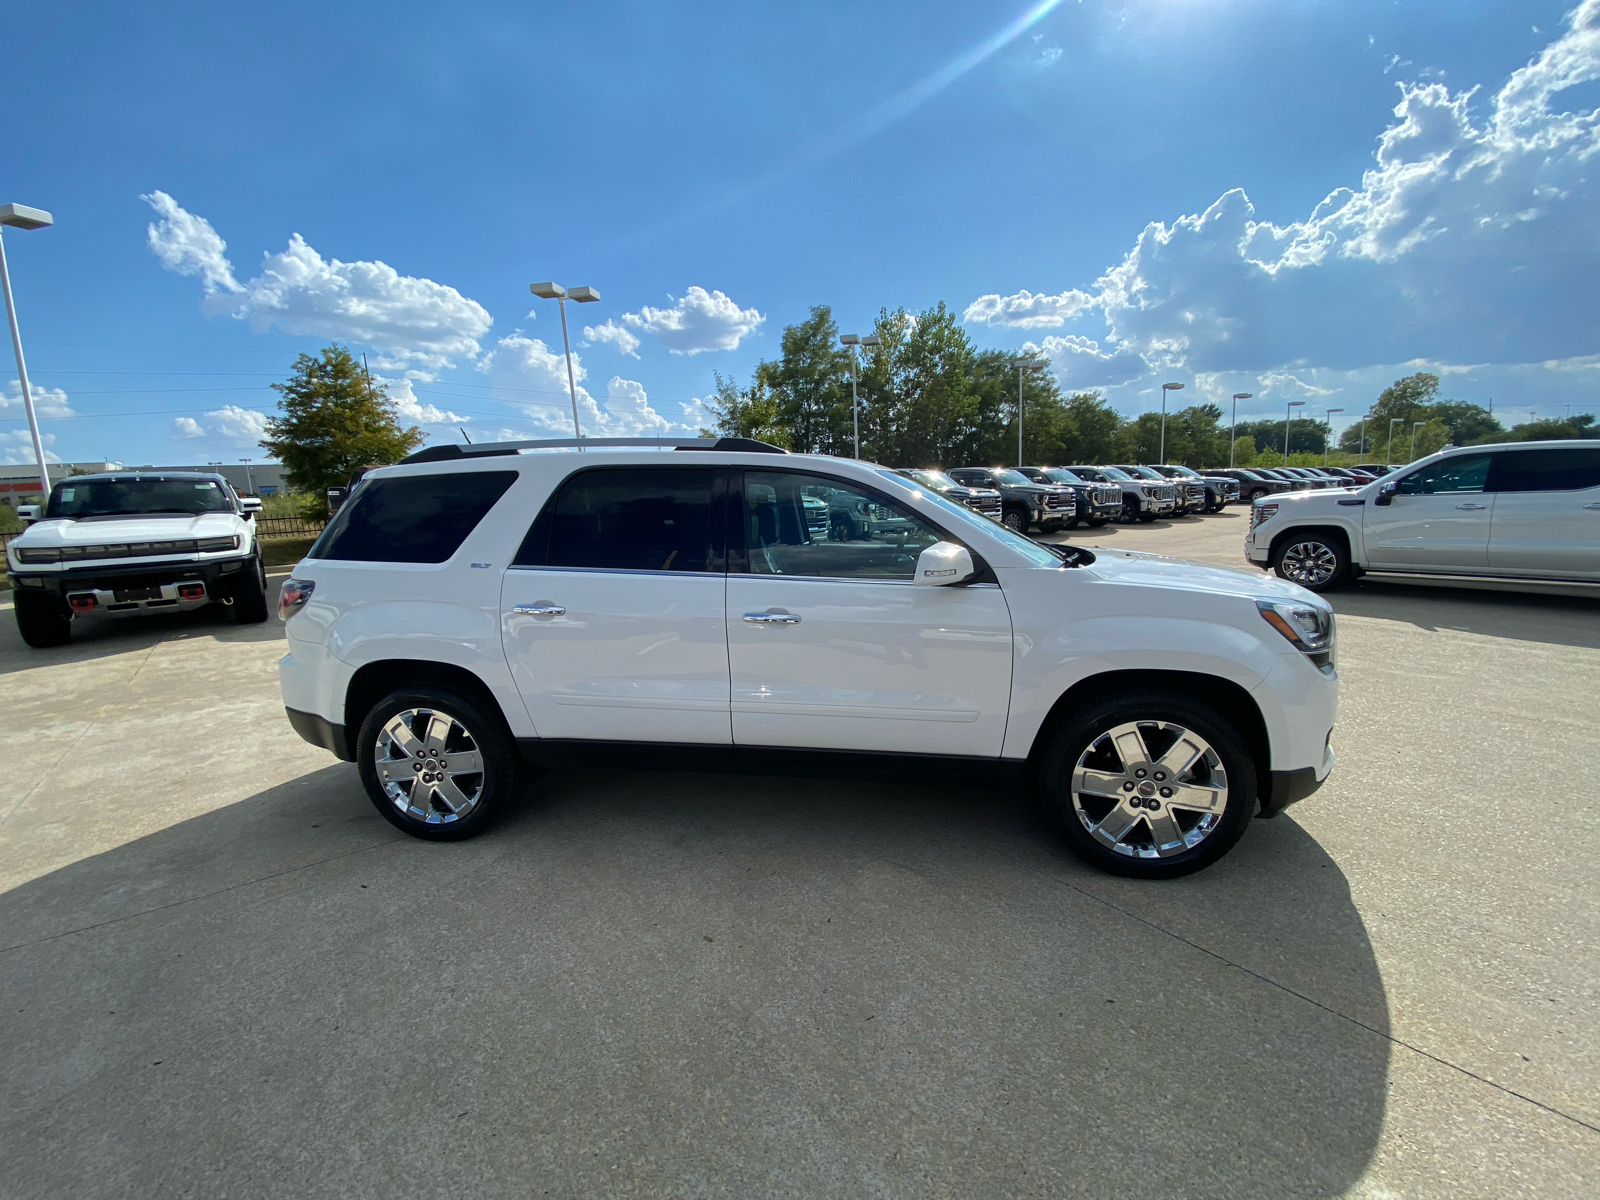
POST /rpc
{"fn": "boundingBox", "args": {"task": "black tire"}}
[1065,514,1081,529]
[1271,530,1351,593]
[1086,517,1111,528]
[14,591,71,648]
[233,548,271,624]
[1002,507,1029,534]
[1038,691,1258,879]
[356,687,525,841]
[1137,510,1158,523]
[1247,488,1267,502]
[1119,498,1140,524]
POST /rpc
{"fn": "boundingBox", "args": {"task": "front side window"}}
[311,471,518,563]
[1487,448,1600,493]
[535,468,715,572]
[745,471,942,580]
[1395,454,1490,496]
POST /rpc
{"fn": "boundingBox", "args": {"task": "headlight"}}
[15,547,60,564]
[1250,503,1279,528]
[1257,599,1335,667]
[1141,486,1157,497]
[197,536,241,552]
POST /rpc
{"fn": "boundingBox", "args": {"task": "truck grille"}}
[804,505,830,538]
[1157,486,1175,501]
[1044,493,1072,509]
[1184,484,1204,502]
[964,495,1001,516]
[1096,488,1119,506]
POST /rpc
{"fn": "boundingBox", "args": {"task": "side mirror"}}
[1374,482,1397,507]
[914,540,976,586]
[239,496,262,518]
[16,504,41,525]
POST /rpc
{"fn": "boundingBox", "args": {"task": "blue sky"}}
[1,0,1595,467]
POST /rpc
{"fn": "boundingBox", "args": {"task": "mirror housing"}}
[15,504,41,525]
[1374,481,1397,507]
[239,496,263,519]
[914,540,976,586]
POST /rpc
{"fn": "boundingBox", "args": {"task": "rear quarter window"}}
[1487,448,1600,492]
[309,471,518,563]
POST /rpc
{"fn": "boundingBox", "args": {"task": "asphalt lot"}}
[1,513,1596,1198]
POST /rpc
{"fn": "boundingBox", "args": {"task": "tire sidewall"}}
[355,687,523,841]
[1272,531,1349,592]
[14,590,71,648]
[1039,692,1258,879]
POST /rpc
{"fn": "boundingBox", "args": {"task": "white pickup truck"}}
[7,471,269,646]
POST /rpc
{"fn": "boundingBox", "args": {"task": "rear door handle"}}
[1454,503,1488,510]
[513,604,566,616]
[743,612,801,625]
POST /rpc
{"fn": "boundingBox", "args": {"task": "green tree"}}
[1058,391,1125,464]
[1236,415,1329,458]
[1340,372,1500,458]
[1230,434,1258,465]
[1502,413,1595,441]
[759,306,853,455]
[260,346,424,511]
[702,371,791,448]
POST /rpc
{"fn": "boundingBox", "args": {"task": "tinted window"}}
[1395,454,1490,496]
[49,477,234,517]
[311,471,517,563]
[1487,448,1600,493]
[745,471,942,580]
[538,468,714,572]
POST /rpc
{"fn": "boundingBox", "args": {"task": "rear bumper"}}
[286,707,355,762]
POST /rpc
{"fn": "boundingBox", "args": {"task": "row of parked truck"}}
[892,462,1393,535]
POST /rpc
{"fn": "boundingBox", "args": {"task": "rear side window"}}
[519,468,715,572]
[1487,448,1600,492]
[310,471,517,563]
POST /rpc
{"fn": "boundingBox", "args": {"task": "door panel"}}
[1486,450,1600,578]
[1363,453,1493,570]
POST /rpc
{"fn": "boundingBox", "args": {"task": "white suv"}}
[277,437,1338,878]
[1247,440,1600,591]
[7,471,269,646]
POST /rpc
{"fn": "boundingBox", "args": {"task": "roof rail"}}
[400,436,787,464]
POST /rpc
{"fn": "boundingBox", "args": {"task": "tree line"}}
[706,303,1594,469]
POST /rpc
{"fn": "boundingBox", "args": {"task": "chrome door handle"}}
[513,604,566,616]
[1585,503,1600,510]
[1454,503,1488,510]
[742,612,801,625]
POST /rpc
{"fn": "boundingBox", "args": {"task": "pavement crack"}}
[999,845,1600,1137]
[0,836,404,955]
[2,712,104,823]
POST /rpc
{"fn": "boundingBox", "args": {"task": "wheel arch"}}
[345,659,513,745]
[1028,669,1271,808]
[1267,521,1356,565]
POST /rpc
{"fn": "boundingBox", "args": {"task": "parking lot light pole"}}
[1386,418,1404,469]
[1410,420,1426,463]
[1230,393,1252,467]
[1357,411,1371,459]
[1159,382,1184,464]
[530,282,600,450]
[1323,408,1343,466]
[839,333,881,459]
[0,203,55,500]
[1284,401,1305,466]
[1011,359,1048,467]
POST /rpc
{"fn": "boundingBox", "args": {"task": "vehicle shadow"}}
[0,764,1388,1199]
[1331,579,1600,650]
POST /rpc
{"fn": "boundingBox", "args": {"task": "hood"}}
[1084,546,1328,607]
[15,511,241,548]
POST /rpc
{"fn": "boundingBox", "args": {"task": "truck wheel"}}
[14,591,71,648]
[233,550,271,624]
[1002,508,1028,534]
[356,687,525,841]
[1086,517,1111,527]
[1038,691,1257,879]
[1272,531,1350,592]
[1065,514,1081,529]
[1119,498,1140,524]
[1137,509,1158,523]
[1247,488,1268,502]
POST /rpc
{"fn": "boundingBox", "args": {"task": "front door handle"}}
[1585,503,1600,510]
[1454,503,1488,510]
[513,604,566,616]
[743,611,801,625]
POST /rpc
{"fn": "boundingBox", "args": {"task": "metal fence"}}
[254,516,326,538]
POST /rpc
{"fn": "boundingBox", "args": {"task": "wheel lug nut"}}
[1122,781,1135,792]
[1154,772,1166,782]
[1160,788,1173,798]
[1135,768,1147,778]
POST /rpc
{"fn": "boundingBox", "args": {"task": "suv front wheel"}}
[356,687,525,840]
[1038,692,1257,878]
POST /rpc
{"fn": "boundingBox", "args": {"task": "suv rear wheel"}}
[14,591,71,648]
[1272,530,1350,592]
[356,687,525,840]
[1038,692,1257,879]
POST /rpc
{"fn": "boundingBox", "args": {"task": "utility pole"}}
[1230,393,1252,467]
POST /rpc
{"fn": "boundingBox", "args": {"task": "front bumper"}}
[1261,741,1335,818]
[1142,496,1176,515]
[9,554,257,614]
[1243,526,1272,566]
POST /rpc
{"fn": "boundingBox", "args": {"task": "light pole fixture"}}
[1011,358,1048,467]
[530,281,601,449]
[1159,382,1185,464]
[1230,393,1252,467]
[1386,417,1404,469]
[839,333,881,459]
[1284,400,1306,466]
[0,203,54,500]
[1410,419,1426,463]
[1357,412,1372,460]
[1323,407,1344,466]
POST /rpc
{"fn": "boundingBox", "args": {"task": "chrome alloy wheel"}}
[373,707,486,825]
[1278,539,1339,587]
[1069,720,1229,858]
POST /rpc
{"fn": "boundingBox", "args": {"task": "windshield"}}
[1092,466,1134,481]
[1043,468,1085,484]
[1165,465,1201,478]
[904,469,958,492]
[47,477,235,518]
[989,468,1034,486]
[1122,466,1164,480]
[876,470,1057,566]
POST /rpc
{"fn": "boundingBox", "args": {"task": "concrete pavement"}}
[0,528,1595,1198]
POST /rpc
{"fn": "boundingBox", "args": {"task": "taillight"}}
[178,583,206,600]
[68,593,97,612]
[278,577,315,621]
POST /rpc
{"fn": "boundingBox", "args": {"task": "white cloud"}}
[0,430,58,465]
[477,334,692,437]
[969,3,1600,394]
[1026,335,1151,388]
[171,416,206,440]
[1037,46,1063,68]
[382,376,465,425]
[963,288,1099,329]
[1257,371,1336,397]
[2,381,75,419]
[582,319,642,358]
[619,286,764,355]
[142,194,493,373]
[206,405,269,444]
